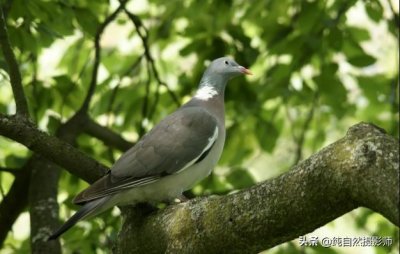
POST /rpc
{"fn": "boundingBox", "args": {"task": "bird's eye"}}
[224,60,229,65]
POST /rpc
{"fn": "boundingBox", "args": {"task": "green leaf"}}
[102,52,141,75]
[226,167,255,189]
[275,242,301,254]
[296,1,322,34]
[197,173,230,195]
[365,0,383,23]
[74,8,100,36]
[36,24,62,47]
[255,120,279,152]
[5,155,26,168]
[327,27,343,50]
[263,23,293,50]
[348,54,376,67]
[342,38,365,58]
[314,64,349,117]
[357,74,391,103]
[8,26,39,54]
[347,26,371,42]
[307,245,339,254]
[53,75,75,95]
[47,115,62,134]
[58,38,92,76]
[262,64,291,100]
[220,124,254,166]
[180,40,203,56]
[355,209,374,228]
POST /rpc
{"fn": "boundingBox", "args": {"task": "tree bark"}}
[0,7,29,117]
[114,122,399,254]
[0,114,107,183]
[29,156,61,254]
[0,112,134,247]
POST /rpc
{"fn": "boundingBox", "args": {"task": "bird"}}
[48,57,252,240]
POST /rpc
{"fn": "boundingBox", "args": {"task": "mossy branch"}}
[114,122,399,254]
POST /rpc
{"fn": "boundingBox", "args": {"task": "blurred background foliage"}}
[0,0,398,253]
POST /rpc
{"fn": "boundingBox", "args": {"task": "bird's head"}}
[206,57,252,80]
[196,57,252,99]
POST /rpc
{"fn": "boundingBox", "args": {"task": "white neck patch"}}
[194,86,218,101]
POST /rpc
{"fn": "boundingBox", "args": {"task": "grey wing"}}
[73,107,218,204]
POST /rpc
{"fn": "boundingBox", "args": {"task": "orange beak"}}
[239,66,253,75]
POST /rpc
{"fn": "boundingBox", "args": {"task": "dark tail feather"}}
[48,197,109,240]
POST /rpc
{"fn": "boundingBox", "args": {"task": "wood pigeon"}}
[48,57,252,240]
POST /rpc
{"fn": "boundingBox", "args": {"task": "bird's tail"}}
[48,196,110,240]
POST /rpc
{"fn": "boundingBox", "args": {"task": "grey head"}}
[197,57,252,96]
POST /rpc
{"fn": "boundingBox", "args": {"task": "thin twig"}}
[284,104,299,143]
[84,117,134,151]
[139,61,152,136]
[101,55,143,163]
[292,92,319,165]
[0,7,29,117]
[1,0,12,19]
[80,0,129,112]
[387,0,399,30]
[290,3,348,164]
[0,167,20,175]
[106,55,143,126]
[60,53,91,120]
[124,9,180,107]
[0,176,4,198]
[30,54,39,121]
[0,114,109,183]
[148,81,161,120]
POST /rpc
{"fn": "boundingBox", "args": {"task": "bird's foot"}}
[175,194,189,203]
[169,194,190,204]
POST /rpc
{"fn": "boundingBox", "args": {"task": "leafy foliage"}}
[0,0,398,253]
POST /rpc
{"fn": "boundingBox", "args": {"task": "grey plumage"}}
[48,196,110,240]
[48,57,251,240]
[73,107,218,204]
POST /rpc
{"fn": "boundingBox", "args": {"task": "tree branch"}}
[0,166,20,175]
[29,156,61,254]
[0,114,107,183]
[84,117,134,151]
[0,163,30,246]
[28,109,110,251]
[27,109,132,249]
[0,7,29,117]
[0,114,135,248]
[80,0,128,112]
[124,9,181,107]
[1,2,135,250]
[387,0,399,30]
[25,5,136,244]
[293,92,319,165]
[115,122,399,253]
[106,54,144,129]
